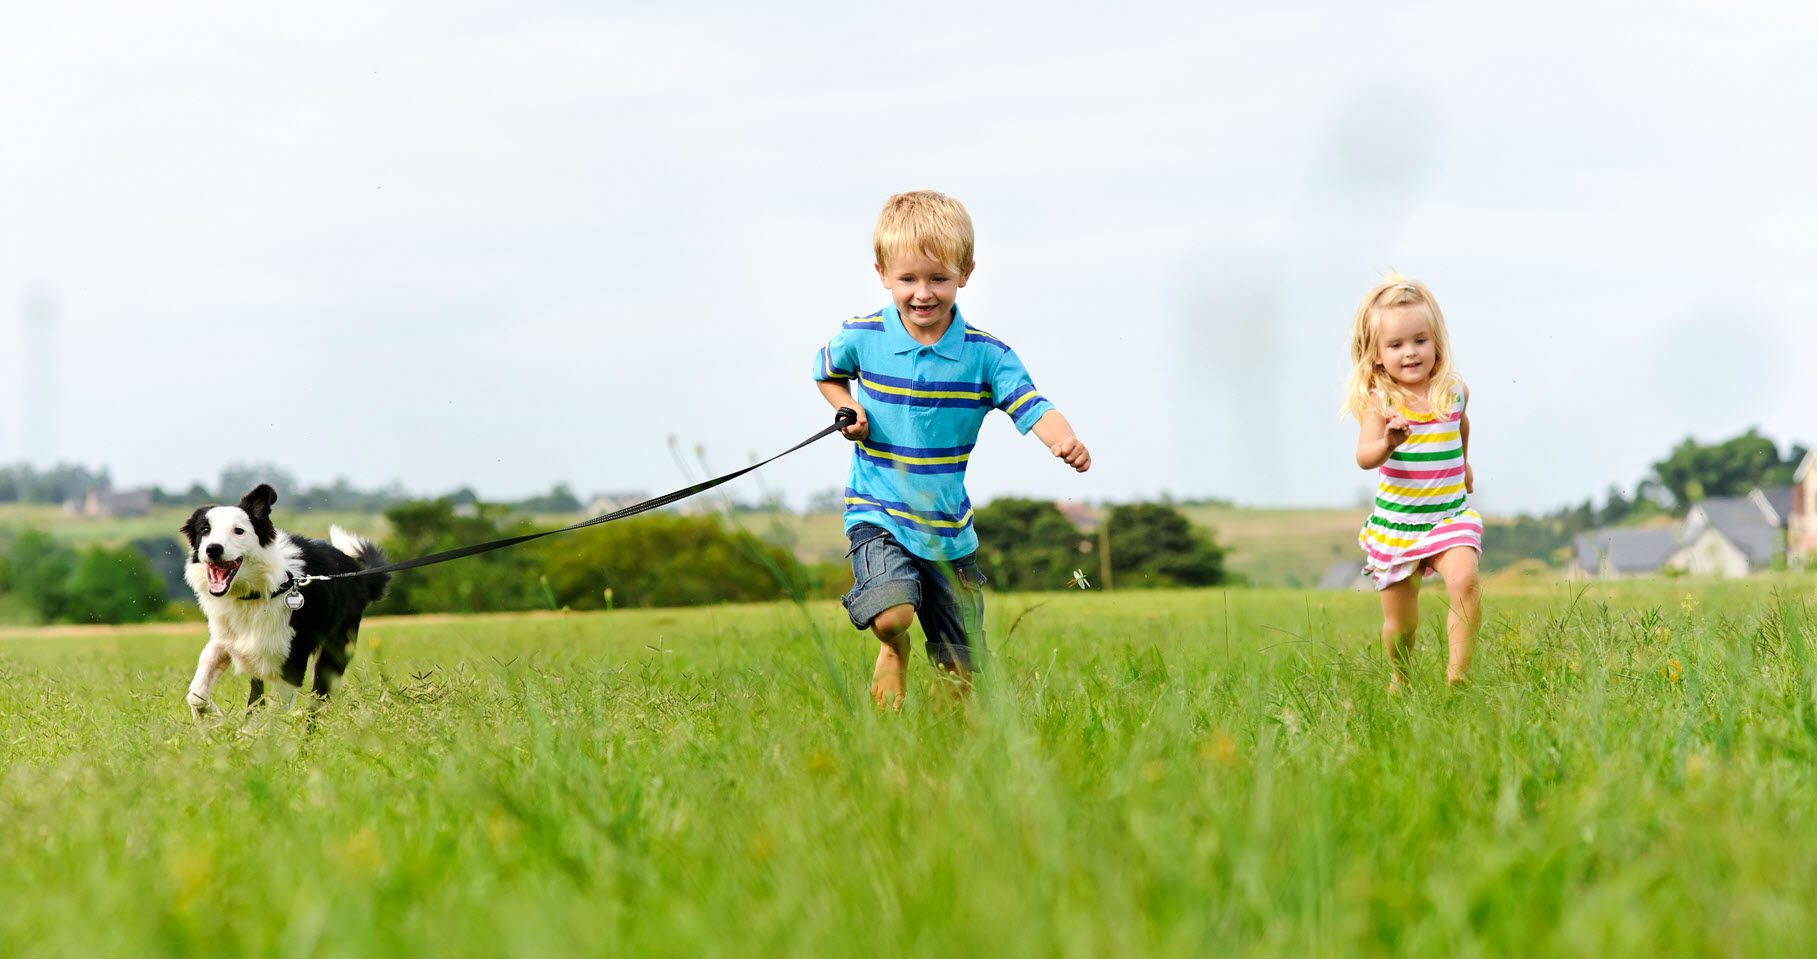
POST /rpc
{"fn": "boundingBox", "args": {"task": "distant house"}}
[1791,450,1817,566]
[1318,559,1372,591]
[1570,487,1794,581]
[1569,526,1678,580]
[65,488,153,518]
[1667,493,1785,577]
[1054,500,1101,532]
[1756,485,1794,527]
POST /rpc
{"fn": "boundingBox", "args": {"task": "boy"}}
[813,190,1090,709]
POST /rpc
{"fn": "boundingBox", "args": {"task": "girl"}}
[1343,273,1482,691]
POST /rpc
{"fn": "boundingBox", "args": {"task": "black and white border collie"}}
[181,484,391,718]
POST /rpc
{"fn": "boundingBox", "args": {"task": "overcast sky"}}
[3,0,1813,516]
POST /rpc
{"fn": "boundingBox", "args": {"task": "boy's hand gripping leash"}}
[287,408,857,592]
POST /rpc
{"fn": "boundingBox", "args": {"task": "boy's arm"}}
[813,329,868,440]
[1031,409,1090,472]
[817,379,869,440]
[984,344,1083,470]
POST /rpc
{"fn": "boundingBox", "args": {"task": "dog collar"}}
[239,573,303,609]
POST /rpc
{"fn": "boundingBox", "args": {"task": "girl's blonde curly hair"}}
[1341,271,1460,421]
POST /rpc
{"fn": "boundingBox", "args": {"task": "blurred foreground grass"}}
[3,577,1816,956]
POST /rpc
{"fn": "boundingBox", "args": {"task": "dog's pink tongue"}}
[207,564,231,592]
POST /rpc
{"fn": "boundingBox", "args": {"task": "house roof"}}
[1754,486,1794,525]
[1686,496,1780,566]
[1574,526,1677,573]
[1796,449,1817,484]
[1572,534,1595,571]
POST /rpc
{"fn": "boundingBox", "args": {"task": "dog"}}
[180,483,391,718]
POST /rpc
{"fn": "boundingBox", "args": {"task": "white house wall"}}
[1669,529,1750,578]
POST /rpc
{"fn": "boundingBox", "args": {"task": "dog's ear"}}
[240,484,277,516]
[179,507,209,547]
[239,484,278,545]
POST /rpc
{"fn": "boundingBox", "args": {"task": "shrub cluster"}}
[974,499,1228,591]
[374,500,821,615]
[0,528,170,624]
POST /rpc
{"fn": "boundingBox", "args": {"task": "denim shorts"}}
[841,523,987,669]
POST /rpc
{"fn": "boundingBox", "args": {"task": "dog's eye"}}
[233,527,245,535]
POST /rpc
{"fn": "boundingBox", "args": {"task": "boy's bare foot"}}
[1388,673,1407,697]
[872,643,906,710]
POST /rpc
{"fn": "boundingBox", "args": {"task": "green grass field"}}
[4,577,1817,956]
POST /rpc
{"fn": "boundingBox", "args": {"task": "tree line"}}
[365,497,1229,614]
[0,428,1797,622]
[0,462,582,514]
[0,496,1228,625]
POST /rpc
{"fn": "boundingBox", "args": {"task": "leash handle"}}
[834,406,857,430]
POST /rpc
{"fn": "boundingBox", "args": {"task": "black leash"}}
[293,408,857,588]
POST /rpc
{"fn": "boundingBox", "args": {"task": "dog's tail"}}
[329,526,392,603]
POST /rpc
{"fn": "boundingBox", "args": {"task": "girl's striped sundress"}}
[1358,382,1482,590]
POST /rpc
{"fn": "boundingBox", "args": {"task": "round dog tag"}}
[285,590,305,611]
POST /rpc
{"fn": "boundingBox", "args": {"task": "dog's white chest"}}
[205,597,296,678]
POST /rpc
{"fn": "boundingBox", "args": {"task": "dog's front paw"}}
[187,689,218,719]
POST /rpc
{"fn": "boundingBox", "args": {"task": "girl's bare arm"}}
[1356,408,1410,470]
[1461,411,1473,492]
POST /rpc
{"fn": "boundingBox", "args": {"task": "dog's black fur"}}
[181,484,391,712]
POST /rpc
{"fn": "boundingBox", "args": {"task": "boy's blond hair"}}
[1342,271,1461,421]
[873,190,974,274]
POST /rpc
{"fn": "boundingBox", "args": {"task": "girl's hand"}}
[1465,462,1474,493]
[1384,415,1411,449]
[841,404,870,441]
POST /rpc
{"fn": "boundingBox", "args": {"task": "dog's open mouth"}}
[205,559,242,596]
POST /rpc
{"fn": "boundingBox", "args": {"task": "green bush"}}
[1104,502,1228,587]
[377,500,549,615]
[375,501,811,613]
[0,528,168,624]
[538,513,807,609]
[63,545,169,624]
[1,528,76,621]
[973,498,1087,591]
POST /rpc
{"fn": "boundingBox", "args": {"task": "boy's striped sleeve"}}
[988,346,1054,433]
[814,329,858,381]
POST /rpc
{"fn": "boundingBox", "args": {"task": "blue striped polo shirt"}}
[813,304,1055,561]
